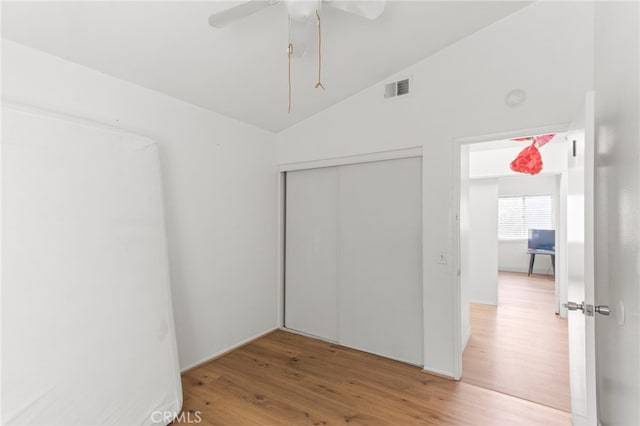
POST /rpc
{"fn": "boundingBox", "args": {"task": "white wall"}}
[593,2,640,424]
[468,179,499,305]
[277,2,593,376]
[1,40,279,371]
[497,175,559,275]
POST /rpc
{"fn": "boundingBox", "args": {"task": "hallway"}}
[462,272,571,412]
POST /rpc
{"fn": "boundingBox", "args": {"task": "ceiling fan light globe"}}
[286,0,318,21]
[327,0,385,20]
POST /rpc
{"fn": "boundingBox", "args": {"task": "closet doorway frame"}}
[276,146,424,354]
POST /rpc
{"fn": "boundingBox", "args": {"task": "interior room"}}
[2,1,638,425]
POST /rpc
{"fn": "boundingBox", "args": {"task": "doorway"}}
[456,131,573,412]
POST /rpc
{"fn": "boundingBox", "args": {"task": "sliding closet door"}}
[285,167,338,341]
[285,157,422,364]
[338,157,423,365]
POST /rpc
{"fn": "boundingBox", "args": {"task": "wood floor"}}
[462,272,571,412]
[175,329,570,425]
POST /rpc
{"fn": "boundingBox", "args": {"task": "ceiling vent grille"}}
[397,79,410,96]
[384,77,411,100]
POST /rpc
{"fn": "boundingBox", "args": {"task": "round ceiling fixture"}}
[287,1,317,21]
[505,89,526,108]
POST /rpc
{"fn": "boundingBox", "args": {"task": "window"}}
[498,195,553,239]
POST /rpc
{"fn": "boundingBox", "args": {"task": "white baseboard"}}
[421,366,456,380]
[462,325,471,352]
[498,267,529,274]
[180,327,277,373]
[469,299,497,306]
[279,326,338,344]
[498,267,554,276]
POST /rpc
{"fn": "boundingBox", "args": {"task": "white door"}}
[565,91,598,425]
[285,157,423,365]
[285,166,339,342]
[337,158,423,365]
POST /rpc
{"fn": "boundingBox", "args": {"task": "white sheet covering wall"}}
[2,104,182,425]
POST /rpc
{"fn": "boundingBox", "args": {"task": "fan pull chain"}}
[287,43,293,113]
[315,9,325,90]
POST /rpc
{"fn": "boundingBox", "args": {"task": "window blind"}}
[498,195,553,239]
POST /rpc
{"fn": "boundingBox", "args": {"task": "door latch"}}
[563,301,611,316]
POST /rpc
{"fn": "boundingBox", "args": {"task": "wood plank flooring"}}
[462,272,571,412]
[174,329,570,425]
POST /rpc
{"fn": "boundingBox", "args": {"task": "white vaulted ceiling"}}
[1,1,530,132]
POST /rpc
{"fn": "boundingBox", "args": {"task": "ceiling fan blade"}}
[208,0,279,28]
[325,0,385,20]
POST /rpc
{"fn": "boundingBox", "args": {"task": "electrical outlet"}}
[437,250,447,264]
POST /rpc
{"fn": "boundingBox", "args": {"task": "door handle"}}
[563,301,611,316]
[564,301,584,312]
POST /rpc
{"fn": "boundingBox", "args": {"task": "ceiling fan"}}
[209,0,386,113]
[208,0,386,29]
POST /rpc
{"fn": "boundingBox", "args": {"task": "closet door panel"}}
[337,157,423,365]
[285,167,338,341]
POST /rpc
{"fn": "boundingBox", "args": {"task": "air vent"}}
[396,78,410,96]
[383,77,411,100]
